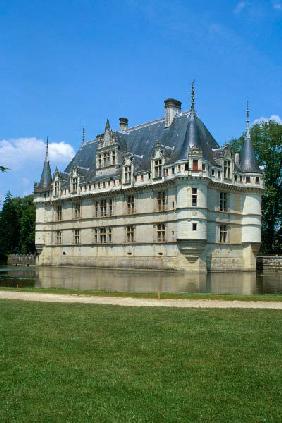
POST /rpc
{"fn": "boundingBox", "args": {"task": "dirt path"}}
[0,291,282,309]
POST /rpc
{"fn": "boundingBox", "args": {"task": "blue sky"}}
[0,0,281,199]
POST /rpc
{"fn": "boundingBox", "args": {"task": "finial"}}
[82,127,85,144]
[191,80,195,112]
[246,101,250,138]
[45,136,49,161]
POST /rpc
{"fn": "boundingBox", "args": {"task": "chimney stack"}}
[164,98,182,127]
[119,117,128,132]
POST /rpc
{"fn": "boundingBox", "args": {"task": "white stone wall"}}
[35,173,263,272]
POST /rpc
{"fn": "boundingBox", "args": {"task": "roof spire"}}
[246,100,250,139]
[82,127,85,144]
[190,80,195,113]
[105,118,110,131]
[239,101,261,173]
[45,136,49,161]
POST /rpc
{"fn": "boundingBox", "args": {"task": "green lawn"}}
[0,301,281,422]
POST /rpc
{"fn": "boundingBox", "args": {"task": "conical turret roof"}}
[240,104,261,173]
[38,138,52,190]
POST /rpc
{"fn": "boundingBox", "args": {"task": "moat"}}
[0,266,281,295]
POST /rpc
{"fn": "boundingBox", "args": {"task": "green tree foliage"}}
[0,165,8,172]
[229,120,282,254]
[0,193,35,262]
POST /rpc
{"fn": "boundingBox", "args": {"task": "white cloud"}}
[273,2,282,10]
[253,114,282,124]
[234,1,247,14]
[0,137,75,170]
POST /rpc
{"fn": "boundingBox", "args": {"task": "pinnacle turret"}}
[239,103,261,173]
[39,137,52,189]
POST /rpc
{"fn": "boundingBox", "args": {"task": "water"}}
[0,265,281,295]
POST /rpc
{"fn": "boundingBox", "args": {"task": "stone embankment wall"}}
[8,254,35,266]
[257,256,282,270]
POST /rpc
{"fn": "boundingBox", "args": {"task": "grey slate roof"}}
[37,159,52,191]
[239,133,261,173]
[64,111,220,181]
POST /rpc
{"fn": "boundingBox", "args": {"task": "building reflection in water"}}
[33,266,282,295]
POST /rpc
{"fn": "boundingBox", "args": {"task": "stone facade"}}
[34,93,263,272]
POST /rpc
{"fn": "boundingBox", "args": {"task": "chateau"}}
[34,87,263,272]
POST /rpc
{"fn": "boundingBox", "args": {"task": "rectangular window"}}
[100,227,107,243]
[108,227,112,243]
[56,230,62,245]
[98,154,102,168]
[219,225,228,243]
[74,229,80,245]
[112,151,116,166]
[157,191,166,211]
[126,225,135,243]
[57,205,62,221]
[100,199,107,217]
[224,160,231,179]
[246,176,251,183]
[218,171,221,178]
[72,177,78,193]
[95,201,99,217]
[94,228,98,243]
[154,159,162,178]
[109,199,113,216]
[192,223,197,231]
[192,188,197,207]
[141,174,144,181]
[219,192,228,212]
[74,202,80,219]
[157,223,166,242]
[256,176,260,184]
[127,195,135,214]
[202,164,206,171]
[124,166,131,183]
[192,160,198,171]
[185,163,189,171]
[234,175,237,182]
[212,169,215,176]
[54,180,59,196]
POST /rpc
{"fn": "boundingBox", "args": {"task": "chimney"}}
[119,117,128,132]
[164,98,182,127]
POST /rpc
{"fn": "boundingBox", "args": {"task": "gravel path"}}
[0,291,282,309]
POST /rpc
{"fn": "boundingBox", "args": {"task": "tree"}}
[19,195,36,254]
[229,120,282,254]
[0,192,21,261]
[0,193,36,262]
[0,166,8,172]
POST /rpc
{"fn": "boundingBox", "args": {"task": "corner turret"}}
[34,137,52,192]
[239,103,261,173]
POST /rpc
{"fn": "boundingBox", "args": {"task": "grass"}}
[0,301,281,422]
[1,285,282,301]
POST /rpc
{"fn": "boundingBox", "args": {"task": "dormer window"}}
[124,165,131,183]
[154,159,162,178]
[72,177,78,193]
[224,160,231,179]
[192,160,198,171]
